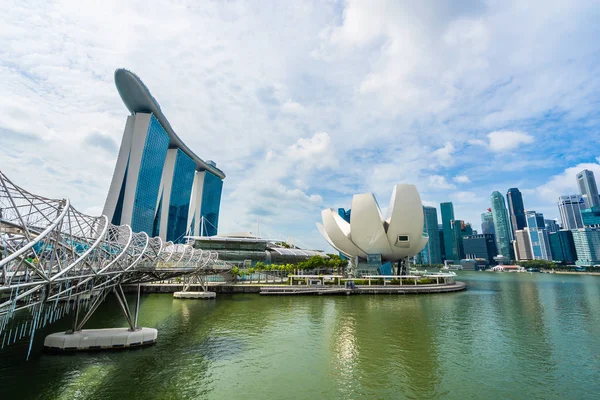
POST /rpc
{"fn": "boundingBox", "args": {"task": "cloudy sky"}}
[2,0,600,250]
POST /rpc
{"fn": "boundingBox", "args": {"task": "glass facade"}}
[452,219,466,261]
[166,149,196,243]
[463,234,497,265]
[581,206,600,227]
[417,206,442,265]
[558,195,585,230]
[131,115,170,234]
[481,211,495,236]
[440,202,456,262]
[507,188,526,236]
[337,208,351,223]
[528,229,551,260]
[548,230,577,263]
[545,219,560,232]
[526,211,545,230]
[572,228,600,266]
[200,171,223,237]
[490,191,513,260]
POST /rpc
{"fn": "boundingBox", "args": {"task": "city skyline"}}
[2,1,600,252]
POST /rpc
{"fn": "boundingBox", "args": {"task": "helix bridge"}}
[0,170,223,358]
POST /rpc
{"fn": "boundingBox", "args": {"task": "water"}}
[1,272,600,399]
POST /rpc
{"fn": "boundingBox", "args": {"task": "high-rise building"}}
[481,210,495,236]
[438,227,446,261]
[440,202,457,262]
[528,229,552,261]
[103,69,225,242]
[558,195,586,230]
[451,219,466,261]
[417,206,442,265]
[572,228,600,266]
[576,169,600,209]
[545,219,560,233]
[337,208,351,223]
[463,234,497,265]
[548,230,577,263]
[514,230,533,261]
[581,206,600,227]
[525,211,545,230]
[490,191,513,259]
[507,188,526,236]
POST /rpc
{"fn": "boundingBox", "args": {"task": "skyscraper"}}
[581,206,600,227]
[452,219,466,261]
[576,169,600,209]
[103,69,225,242]
[418,206,442,265]
[558,195,586,230]
[463,234,497,265]
[507,188,526,236]
[525,211,545,229]
[440,202,457,262]
[572,228,600,266]
[548,230,577,263]
[514,230,533,261]
[490,191,513,259]
[481,210,495,236]
[545,219,560,233]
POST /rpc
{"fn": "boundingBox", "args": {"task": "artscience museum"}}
[317,184,429,274]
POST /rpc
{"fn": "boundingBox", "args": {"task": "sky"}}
[2,0,600,251]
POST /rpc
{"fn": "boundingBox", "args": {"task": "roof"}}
[114,68,225,179]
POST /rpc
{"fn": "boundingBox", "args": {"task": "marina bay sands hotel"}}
[103,69,225,243]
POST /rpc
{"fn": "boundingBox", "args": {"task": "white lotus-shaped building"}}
[317,184,429,262]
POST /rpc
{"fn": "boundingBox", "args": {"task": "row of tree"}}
[230,255,349,279]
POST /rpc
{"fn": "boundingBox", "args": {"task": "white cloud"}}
[1,0,600,250]
[532,160,600,201]
[432,142,455,167]
[281,100,306,114]
[428,175,456,190]
[487,130,534,152]
[453,175,471,183]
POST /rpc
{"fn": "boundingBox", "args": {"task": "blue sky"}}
[2,0,600,250]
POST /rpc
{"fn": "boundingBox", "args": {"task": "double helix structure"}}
[0,170,221,356]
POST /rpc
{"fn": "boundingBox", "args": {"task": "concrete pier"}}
[173,291,216,299]
[44,328,157,351]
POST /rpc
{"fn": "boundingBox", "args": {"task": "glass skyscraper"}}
[440,202,457,262]
[572,228,600,266]
[548,230,577,263]
[576,169,600,209]
[507,188,526,236]
[418,206,442,265]
[558,195,585,230]
[581,206,600,227]
[490,191,513,260]
[103,69,226,243]
[481,211,495,236]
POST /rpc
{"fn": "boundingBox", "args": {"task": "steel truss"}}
[0,170,223,356]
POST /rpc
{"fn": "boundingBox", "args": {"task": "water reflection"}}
[1,273,600,400]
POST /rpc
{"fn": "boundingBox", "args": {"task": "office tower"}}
[481,210,495,236]
[525,211,551,260]
[490,191,513,259]
[103,69,225,242]
[464,223,474,236]
[507,188,526,235]
[514,230,533,260]
[558,195,586,230]
[545,219,560,233]
[576,169,600,209]
[418,206,442,264]
[439,228,446,261]
[581,206,600,227]
[441,202,457,262]
[338,208,351,223]
[548,230,577,263]
[463,234,497,265]
[451,219,466,261]
[572,228,600,266]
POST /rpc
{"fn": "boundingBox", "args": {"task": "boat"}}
[526,268,541,273]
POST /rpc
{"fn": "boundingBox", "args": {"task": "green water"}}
[1,272,600,399]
